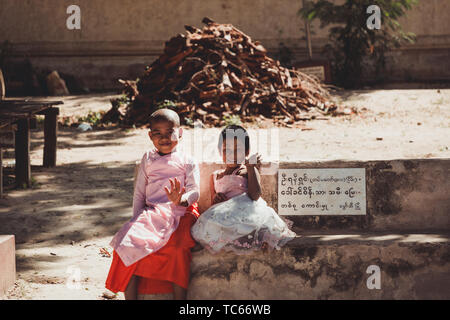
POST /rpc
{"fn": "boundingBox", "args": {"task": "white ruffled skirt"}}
[191,193,296,254]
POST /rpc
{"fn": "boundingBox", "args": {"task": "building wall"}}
[1,0,449,90]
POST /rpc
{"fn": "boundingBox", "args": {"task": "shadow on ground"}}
[0,160,136,248]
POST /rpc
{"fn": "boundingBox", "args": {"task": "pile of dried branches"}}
[105,18,338,127]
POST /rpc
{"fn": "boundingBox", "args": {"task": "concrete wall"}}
[134,158,449,231]
[135,158,450,300]
[187,233,450,299]
[0,235,15,297]
[197,159,450,232]
[1,0,450,90]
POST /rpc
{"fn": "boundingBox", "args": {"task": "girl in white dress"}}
[191,125,296,254]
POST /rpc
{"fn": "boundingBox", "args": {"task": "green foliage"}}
[299,0,417,88]
[114,94,130,106]
[109,94,130,122]
[223,114,242,126]
[19,177,40,190]
[155,99,178,111]
[78,111,104,126]
[36,115,45,124]
[184,117,194,127]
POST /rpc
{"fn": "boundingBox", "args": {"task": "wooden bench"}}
[0,68,63,195]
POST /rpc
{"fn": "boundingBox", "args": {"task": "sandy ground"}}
[0,89,449,300]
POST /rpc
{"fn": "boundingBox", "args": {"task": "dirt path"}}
[1,89,449,299]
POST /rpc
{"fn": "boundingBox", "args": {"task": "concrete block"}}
[188,231,450,299]
[0,235,16,297]
[134,158,450,231]
[276,159,450,231]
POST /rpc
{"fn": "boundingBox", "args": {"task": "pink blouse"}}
[110,147,200,266]
[213,166,248,199]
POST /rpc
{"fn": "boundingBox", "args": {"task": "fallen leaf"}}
[99,248,111,258]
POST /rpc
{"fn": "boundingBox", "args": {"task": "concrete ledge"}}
[135,158,449,231]
[197,158,450,231]
[0,235,16,297]
[187,232,450,299]
[132,158,450,299]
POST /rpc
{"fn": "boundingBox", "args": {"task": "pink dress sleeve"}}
[212,170,219,193]
[181,156,200,206]
[132,153,149,218]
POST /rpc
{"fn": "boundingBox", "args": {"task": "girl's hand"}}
[212,192,228,205]
[245,153,262,169]
[164,178,185,206]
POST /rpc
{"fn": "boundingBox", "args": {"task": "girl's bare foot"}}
[172,283,187,300]
[191,242,204,252]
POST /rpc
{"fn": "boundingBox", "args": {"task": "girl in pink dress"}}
[191,125,296,254]
[105,108,200,300]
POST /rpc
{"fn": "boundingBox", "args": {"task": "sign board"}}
[278,168,366,215]
[294,60,332,83]
[297,66,326,82]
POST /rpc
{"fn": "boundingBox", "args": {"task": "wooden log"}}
[15,118,31,188]
[165,47,193,70]
[43,107,59,168]
[199,89,218,100]
[0,69,5,100]
[113,19,337,127]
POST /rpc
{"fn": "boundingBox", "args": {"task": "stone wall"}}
[188,234,450,299]
[1,0,450,90]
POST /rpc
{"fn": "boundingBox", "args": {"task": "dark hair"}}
[217,125,250,156]
[148,108,180,128]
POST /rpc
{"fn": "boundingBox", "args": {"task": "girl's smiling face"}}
[148,120,182,155]
[222,137,248,166]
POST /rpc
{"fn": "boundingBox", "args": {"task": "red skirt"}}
[105,203,199,294]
